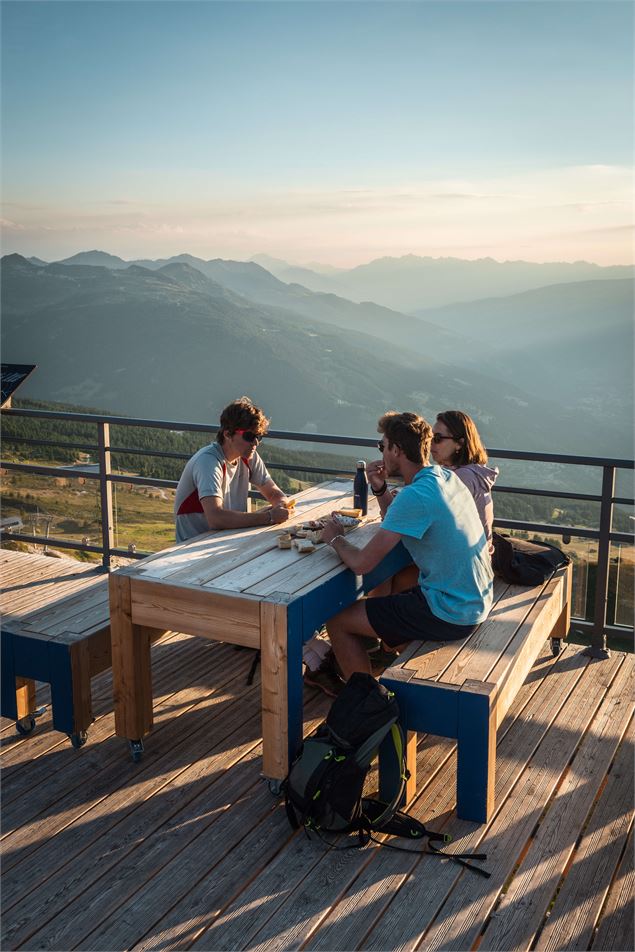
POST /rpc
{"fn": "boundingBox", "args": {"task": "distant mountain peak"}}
[56,250,128,269]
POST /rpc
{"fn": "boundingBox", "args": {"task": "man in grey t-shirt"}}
[174,397,290,542]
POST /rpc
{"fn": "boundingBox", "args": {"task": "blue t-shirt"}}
[382,466,493,625]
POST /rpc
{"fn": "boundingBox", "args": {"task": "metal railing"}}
[1,407,633,657]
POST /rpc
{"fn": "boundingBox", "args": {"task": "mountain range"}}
[249,252,632,312]
[4,249,633,460]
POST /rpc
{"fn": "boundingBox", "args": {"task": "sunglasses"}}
[432,433,457,444]
[234,429,265,444]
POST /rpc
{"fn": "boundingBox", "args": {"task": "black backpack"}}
[492,531,571,586]
[284,673,489,876]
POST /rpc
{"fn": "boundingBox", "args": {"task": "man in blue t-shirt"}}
[320,411,493,681]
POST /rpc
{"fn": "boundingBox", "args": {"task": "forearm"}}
[260,481,287,505]
[205,507,272,530]
[328,535,376,575]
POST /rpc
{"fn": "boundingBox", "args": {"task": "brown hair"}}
[378,411,432,465]
[217,397,270,444]
[435,410,488,466]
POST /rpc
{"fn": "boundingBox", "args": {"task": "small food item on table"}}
[283,499,296,510]
[294,539,316,553]
[334,508,362,520]
[277,532,293,550]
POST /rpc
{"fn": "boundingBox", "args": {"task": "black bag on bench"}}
[492,532,570,586]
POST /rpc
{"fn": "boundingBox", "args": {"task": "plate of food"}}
[332,509,363,530]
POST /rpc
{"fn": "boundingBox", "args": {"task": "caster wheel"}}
[551,638,562,657]
[15,716,36,736]
[267,779,283,797]
[69,731,88,749]
[129,738,144,763]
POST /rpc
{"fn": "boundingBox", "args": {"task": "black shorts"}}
[364,586,477,648]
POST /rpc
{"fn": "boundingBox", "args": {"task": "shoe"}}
[304,654,345,697]
[360,635,382,654]
[370,645,400,672]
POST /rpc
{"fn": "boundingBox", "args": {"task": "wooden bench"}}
[0,549,112,746]
[379,563,572,823]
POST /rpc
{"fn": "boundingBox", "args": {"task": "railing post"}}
[97,422,115,571]
[584,465,615,659]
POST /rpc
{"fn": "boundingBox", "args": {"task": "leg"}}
[70,640,93,735]
[457,681,497,823]
[15,677,36,722]
[551,564,572,655]
[367,563,418,599]
[326,600,378,680]
[260,601,292,780]
[110,574,153,740]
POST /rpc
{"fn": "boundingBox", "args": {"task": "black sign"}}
[1,363,37,407]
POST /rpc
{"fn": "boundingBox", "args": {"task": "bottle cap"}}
[356,460,366,468]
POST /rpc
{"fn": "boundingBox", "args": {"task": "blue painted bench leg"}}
[48,643,76,735]
[1,629,19,721]
[457,680,497,823]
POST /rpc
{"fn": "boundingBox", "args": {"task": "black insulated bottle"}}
[353,460,368,515]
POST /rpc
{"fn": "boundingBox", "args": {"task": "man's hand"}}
[269,503,290,525]
[366,458,386,492]
[320,514,344,545]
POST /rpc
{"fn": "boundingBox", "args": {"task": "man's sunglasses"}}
[234,429,265,444]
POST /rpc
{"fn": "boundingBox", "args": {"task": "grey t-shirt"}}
[174,442,270,542]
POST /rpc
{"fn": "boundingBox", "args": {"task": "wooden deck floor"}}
[1,574,633,951]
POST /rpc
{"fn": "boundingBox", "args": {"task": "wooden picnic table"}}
[109,478,410,784]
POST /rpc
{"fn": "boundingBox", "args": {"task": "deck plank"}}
[0,569,632,952]
[479,662,634,951]
[591,824,634,952]
[534,714,634,951]
[359,649,622,952]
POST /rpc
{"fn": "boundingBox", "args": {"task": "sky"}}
[1,0,633,267]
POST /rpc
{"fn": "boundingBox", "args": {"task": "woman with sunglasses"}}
[431,411,498,554]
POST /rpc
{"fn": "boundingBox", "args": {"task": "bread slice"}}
[335,508,362,519]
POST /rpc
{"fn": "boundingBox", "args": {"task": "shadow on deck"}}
[1,579,633,951]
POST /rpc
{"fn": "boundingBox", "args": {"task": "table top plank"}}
[121,480,351,586]
[244,518,380,600]
[197,484,368,592]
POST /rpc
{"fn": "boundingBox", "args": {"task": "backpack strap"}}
[362,723,408,828]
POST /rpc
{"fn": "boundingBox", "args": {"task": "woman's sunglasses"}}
[432,433,457,444]
[234,429,265,444]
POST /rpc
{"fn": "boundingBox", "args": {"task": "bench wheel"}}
[69,731,88,749]
[267,779,283,797]
[551,638,563,657]
[129,738,144,763]
[15,716,36,736]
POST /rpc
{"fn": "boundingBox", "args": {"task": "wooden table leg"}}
[110,574,154,740]
[260,601,299,782]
